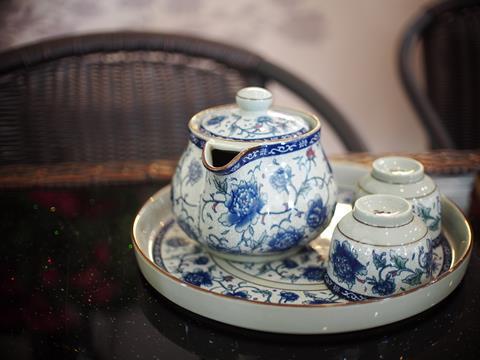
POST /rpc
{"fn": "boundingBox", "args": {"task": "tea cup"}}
[325,194,433,300]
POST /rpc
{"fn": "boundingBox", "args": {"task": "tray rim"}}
[132,161,473,333]
[133,197,472,309]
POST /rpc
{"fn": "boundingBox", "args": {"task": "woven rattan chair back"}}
[0,32,366,169]
[399,0,480,149]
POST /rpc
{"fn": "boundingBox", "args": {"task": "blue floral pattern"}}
[413,194,441,235]
[306,197,328,230]
[193,256,209,265]
[411,192,442,246]
[366,241,433,296]
[172,146,202,246]
[226,291,249,299]
[269,166,293,192]
[282,258,299,269]
[327,237,434,299]
[279,291,299,303]
[183,270,213,287]
[206,115,227,126]
[196,140,336,256]
[330,240,367,289]
[268,227,304,251]
[187,160,203,185]
[219,180,265,232]
[153,214,451,305]
[213,246,328,286]
[368,275,396,296]
[302,266,326,281]
[199,111,309,141]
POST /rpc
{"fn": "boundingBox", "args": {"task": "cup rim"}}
[353,194,413,228]
[371,156,424,184]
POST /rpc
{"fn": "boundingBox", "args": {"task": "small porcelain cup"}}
[325,194,433,301]
[356,156,442,246]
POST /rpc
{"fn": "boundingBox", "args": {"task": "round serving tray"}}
[132,162,472,334]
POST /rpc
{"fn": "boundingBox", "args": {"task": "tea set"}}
[132,86,472,332]
[170,86,441,300]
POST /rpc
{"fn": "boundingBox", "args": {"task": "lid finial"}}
[236,87,273,112]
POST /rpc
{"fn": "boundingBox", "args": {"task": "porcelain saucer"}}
[132,162,472,334]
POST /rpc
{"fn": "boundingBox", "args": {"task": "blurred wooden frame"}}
[0,150,478,188]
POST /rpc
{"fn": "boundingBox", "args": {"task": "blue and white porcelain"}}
[356,156,442,246]
[326,194,434,300]
[132,167,473,334]
[172,87,337,262]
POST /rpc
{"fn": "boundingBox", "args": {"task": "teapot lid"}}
[189,87,315,142]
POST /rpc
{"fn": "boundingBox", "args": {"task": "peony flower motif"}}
[226,291,249,299]
[306,147,316,160]
[219,180,265,232]
[269,166,292,192]
[279,291,299,303]
[368,274,396,296]
[177,218,199,241]
[206,115,227,126]
[306,197,328,230]
[330,240,367,289]
[302,266,326,281]
[183,270,213,287]
[268,227,304,251]
[187,160,203,185]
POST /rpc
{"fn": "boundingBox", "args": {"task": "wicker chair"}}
[0,32,366,185]
[399,0,480,150]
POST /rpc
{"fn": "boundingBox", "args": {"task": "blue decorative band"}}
[323,273,371,302]
[152,219,175,270]
[198,125,309,141]
[189,132,206,149]
[189,129,321,175]
[437,235,452,274]
[431,233,443,248]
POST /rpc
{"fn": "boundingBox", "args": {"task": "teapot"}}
[172,87,337,262]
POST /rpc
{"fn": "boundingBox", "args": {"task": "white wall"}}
[0,0,432,154]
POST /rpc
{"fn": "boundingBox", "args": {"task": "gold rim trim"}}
[201,143,263,173]
[336,219,429,248]
[358,182,438,200]
[131,187,473,309]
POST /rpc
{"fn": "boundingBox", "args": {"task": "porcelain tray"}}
[132,162,472,334]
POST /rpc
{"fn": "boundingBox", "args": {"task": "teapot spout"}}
[202,140,256,174]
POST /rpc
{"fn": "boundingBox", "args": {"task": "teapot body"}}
[171,139,206,243]
[172,130,337,262]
